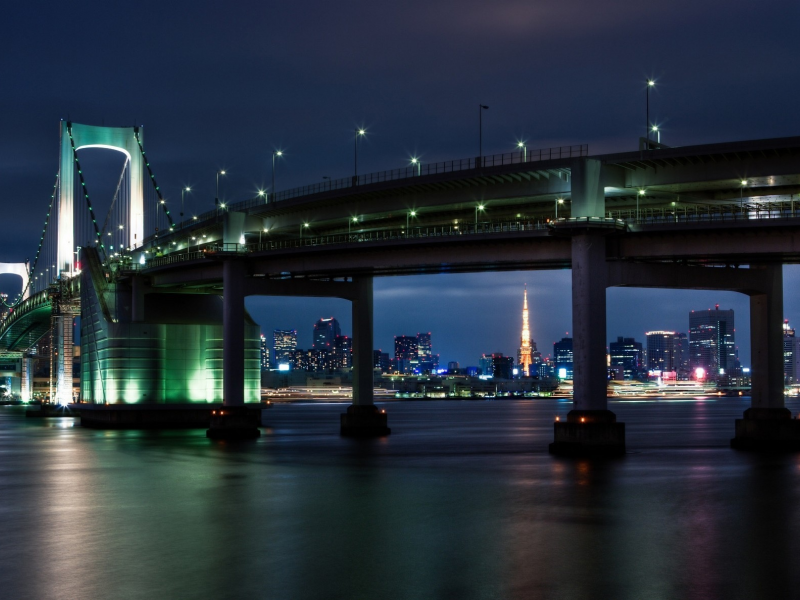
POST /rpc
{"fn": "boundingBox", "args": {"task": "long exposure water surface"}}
[1,398,799,600]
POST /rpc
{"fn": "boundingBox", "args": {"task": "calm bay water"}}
[1,398,799,600]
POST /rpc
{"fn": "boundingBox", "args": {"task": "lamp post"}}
[406,210,416,238]
[555,197,564,219]
[475,204,485,230]
[181,187,191,228]
[479,104,489,161]
[300,222,309,241]
[259,228,268,245]
[349,216,359,237]
[638,189,646,221]
[410,157,421,176]
[215,170,226,206]
[646,80,655,143]
[650,125,660,144]
[517,141,527,162]
[272,150,283,200]
[354,128,366,180]
[740,179,748,209]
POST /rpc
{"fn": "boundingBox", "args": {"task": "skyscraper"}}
[313,317,341,349]
[646,331,675,372]
[673,333,690,378]
[784,319,796,383]
[689,306,736,378]
[518,285,532,376]
[394,335,418,373]
[553,337,573,379]
[332,335,352,370]
[609,336,643,380]
[260,334,270,371]
[273,329,297,365]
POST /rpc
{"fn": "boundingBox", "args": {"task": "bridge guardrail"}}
[608,200,800,225]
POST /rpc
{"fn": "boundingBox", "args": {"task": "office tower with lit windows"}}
[646,331,675,372]
[674,332,690,378]
[373,350,390,372]
[273,329,298,365]
[609,337,643,380]
[478,354,494,376]
[553,338,573,379]
[689,306,736,378]
[332,335,352,370]
[313,317,341,350]
[260,334,270,370]
[394,335,418,373]
[491,354,514,379]
[784,319,796,383]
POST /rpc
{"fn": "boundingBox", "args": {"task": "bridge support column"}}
[207,258,260,440]
[550,232,624,456]
[732,265,800,450]
[341,276,390,437]
[131,275,145,322]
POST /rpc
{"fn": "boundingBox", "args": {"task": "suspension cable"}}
[134,127,175,230]
[100,157,129,242]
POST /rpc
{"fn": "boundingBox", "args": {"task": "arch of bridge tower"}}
[0,262,30,301]
[59,121,144,275]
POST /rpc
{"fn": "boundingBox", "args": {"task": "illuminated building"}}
[313,317,341,350]
[646,331,675,372]
[689,306,736,378]
[517,285,532,376]
[491,354,514,379]
[553,338,573,379]
[332,335,352,370]
[609,336,643,380]
[273,329,297,365]
[394,335,418,373]
[674,333,690,379]
[373,350,390,372]
[478,354,494,376]
[784,319,796,383]
[260,334,270,370]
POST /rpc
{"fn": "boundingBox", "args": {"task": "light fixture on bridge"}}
[517,141,527,161]
[272,151,284,199]
[355,129,367,178]
[651,125,661,144]
[119,224,124,229]
[410,157,421,176]
[475,204,485,227]
[646,79,656,142]
[555,197,565,219]
[181,187,191,219]
[215,170,227,206]
[740,179,748,207]
[406,210,417,238]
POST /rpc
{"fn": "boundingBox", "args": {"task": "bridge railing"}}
[608,200,800,225]
[143,219,554,269]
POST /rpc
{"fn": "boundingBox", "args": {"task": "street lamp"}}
[475,204,485,229]
[215,170,226,206]
[259,228,268,245]
[646,80,655,143]
[651,125,660,144]
[740,179,748,208]
[300,222,309,240]
[555,197,564,219]
[410,157,421,176]
[272,150,283,200]
[517,141,527,162]
[479,104,489,160]
[181,187,191,227]
[349,216,359,236]
[406,210,416,238]
[638,188,646,220]
[354,128,366,179]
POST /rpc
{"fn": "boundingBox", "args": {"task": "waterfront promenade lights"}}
[651,125,660,144]
[646,80,655,142]
[479,104,489,160]
[215,170,226,206]
[410,157,421,176]
[517,141,527,162]
[406,210,417,238]
[354,129,366,179]
[555,197,564,219]
[272,150,283,200]
[475,204,485,228]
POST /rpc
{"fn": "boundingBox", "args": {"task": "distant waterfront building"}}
[478,354,494,376]
[374,350,390,372]
[674,333,690,379]
[332,335,352,370]
[553,338,573,379]
[313,317,341,350]
[416,332,438,372]
[689,306,736,378]
[518,286,533,376]
[260,334,270,370]
[783,320,796,383]
[447,361,460,372]
[646,331,675,372]
[394,335,419,373]
[273,329,297,365]
[491,354,514,379]
[609,337,643,380]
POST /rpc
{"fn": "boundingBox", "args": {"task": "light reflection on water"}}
[0,398,799,600]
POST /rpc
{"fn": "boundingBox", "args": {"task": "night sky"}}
[2,0,799,367]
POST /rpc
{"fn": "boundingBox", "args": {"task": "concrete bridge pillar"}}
[732,264,800,450]
[131,275,145,323]
[207,257,260,439]
[341,276,390,436]
[550,231,624,456]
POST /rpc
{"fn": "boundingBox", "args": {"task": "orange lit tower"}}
[518,285,532,376]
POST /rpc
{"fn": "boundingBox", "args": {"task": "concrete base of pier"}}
[340,404,391,437]
[79,403,262,431]
[206,406,262,440]
[730,408,800,451]
[549,410,626,457]
[26,404,81,418]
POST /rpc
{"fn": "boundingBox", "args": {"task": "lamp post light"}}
[517,141,527,162]
[215,170,226,206]
[300,222,309,241]
[349,216,359,236]
[354,128,366,179]
[555,197,564,219]
[475,204,485,229]
[740,179,748,209]
[406,210,416,238]
[479,104,489,160]
[272,150,283,200]
[259,228,268,245]
[646,80,655,143]
[638,188,646,220]
[410,157,421,176]
[181,187,191,224]
[651,125,660,144]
